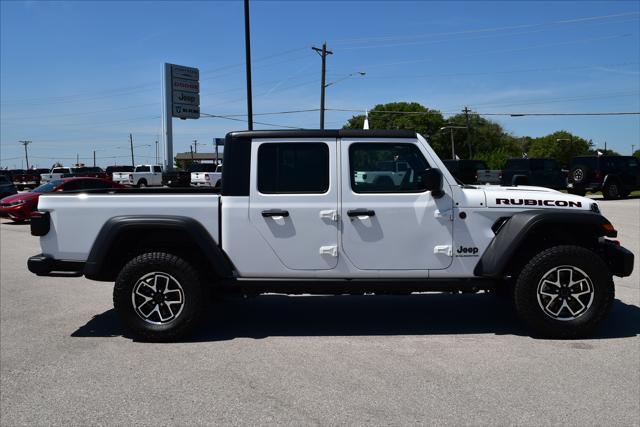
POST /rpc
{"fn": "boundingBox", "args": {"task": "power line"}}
[200,112,301,129]
[331,11,640,45]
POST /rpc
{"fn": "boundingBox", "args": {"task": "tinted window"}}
[82,180,111,189]
[350,143,430,193]
[106,166,134,173]
[135,166,151,172]
[190,164,218,172]
[258,143,329,194]
[61,180,85,191]
[0,176,10,184]
[570,157,597,169]
[543,159,559,171]
[33,180,64,193]
[153,166,162,173]
[506,159,528,170]
[52,168,70,174]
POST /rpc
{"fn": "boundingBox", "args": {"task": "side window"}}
[82,180,110,189]
[61,180,84,191]
[153,166,162,173]
[257,143,329,194]
[349,143,430,193]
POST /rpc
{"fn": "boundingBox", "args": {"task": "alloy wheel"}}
[131,272,185,324]
[536,265,594,321]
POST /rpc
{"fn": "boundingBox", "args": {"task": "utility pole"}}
[129,133,135,167]
[193,139,199,153]
[604,141,607,156]
[76,153,79,165]
[155,140,159,165]
[462,107,472,159]
[190,144,194,161]
[18,140,32,169]
[93,150,96,167]
[312,42,333,129]
[243,0,253,130]
[632,144,636,155]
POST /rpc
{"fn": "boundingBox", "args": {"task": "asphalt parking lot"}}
[1,198,638,425]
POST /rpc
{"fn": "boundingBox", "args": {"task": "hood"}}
[482,185,593,211]
[0,191,39,204]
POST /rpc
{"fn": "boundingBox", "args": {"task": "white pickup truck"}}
[27,130,633,342]
[190,164,222,188]
[40,167,71,183]
[112,165,163,187]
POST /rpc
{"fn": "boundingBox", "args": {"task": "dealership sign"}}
[169,64,200,119]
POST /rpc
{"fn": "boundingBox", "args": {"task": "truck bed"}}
[37,188,220,261]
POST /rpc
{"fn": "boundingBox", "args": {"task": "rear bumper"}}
[27,254,85,277]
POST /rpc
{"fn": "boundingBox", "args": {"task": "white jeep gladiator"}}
[27,130,634,341]
[112,165,163,187]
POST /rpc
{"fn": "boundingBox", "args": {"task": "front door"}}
[249,139,339,270]
[340,139,454,270]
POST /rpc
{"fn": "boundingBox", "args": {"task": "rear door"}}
[249,139,339,270]
[340,139,454,270]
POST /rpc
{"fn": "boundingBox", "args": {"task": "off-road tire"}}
[514,245,614,339]
[113,252,205,342]
[137,179,148,188]
[570,165,589,185]
[602,182,621,200]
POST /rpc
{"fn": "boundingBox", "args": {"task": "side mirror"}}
[422,168,444,198]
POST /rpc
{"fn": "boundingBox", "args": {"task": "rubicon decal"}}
[496,198,582,208]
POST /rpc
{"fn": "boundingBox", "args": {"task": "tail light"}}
[128,174,133,181]
[205,174,210,180]
[498,171,503,179]
[30,211,50,236]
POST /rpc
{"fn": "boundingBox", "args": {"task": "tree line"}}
[343,102,627,169]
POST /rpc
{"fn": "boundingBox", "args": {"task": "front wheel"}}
[514,245,614,339]
[113,252,205,341]
[602,182,621,200]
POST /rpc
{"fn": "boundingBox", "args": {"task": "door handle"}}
[262,209,290,218]
[347,209,375,217]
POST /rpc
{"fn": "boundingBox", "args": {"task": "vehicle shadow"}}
[0,219,29,225]
[71,294,640,342]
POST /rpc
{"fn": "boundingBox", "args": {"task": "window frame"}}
[257,142,330,195]
[348,142,430,194]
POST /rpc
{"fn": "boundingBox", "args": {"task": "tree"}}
[527,131,592,166]
[633,149,640,158]
[343,101,445,143]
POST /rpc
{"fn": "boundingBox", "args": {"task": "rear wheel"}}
[514,245,614,339]
[137,179,147,188]
[113,252,205,342]
[570,165,589,186]
[602,182,621,200]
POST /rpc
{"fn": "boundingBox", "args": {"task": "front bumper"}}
[600,242,635,277]
[0,204,32,220]
[27,254,84,277]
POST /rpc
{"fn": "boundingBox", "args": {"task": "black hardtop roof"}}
[226,129,417,142]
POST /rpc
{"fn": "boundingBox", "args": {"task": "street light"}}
[440,125,467,160]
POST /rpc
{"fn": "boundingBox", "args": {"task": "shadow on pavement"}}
[71,294,640,342]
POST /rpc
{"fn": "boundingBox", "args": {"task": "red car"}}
[0,177,123,222]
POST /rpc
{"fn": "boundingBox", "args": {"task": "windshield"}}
[32,180,64,193]
[52,168,70,174]
[190,163,219,172]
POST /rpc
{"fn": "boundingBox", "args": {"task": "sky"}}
[1,0,639,169]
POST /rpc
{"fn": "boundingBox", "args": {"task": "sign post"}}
[162,63,200,171]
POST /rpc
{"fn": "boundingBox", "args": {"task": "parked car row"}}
[443,155,639,199]
[0,177,124,222]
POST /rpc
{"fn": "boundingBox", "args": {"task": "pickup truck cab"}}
[113,165,163,187]
[190,164,222,188]
[501,158,566,189]
[27,130,634,342]
[41,167,71,183]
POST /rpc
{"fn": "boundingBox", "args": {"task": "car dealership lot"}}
[1,198,638,425]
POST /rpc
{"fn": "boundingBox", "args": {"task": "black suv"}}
[501,158,566,189]
[568,156,640,199]
[442,159,488,184]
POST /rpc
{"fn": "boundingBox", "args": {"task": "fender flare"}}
[83,215,234,281]
[474,210,615,278]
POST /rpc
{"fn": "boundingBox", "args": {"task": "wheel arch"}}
[474,210,616,279]
[83,215,234,282]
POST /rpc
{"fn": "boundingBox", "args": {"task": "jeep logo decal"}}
[456,246,479,257]
[496,198,582,208]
